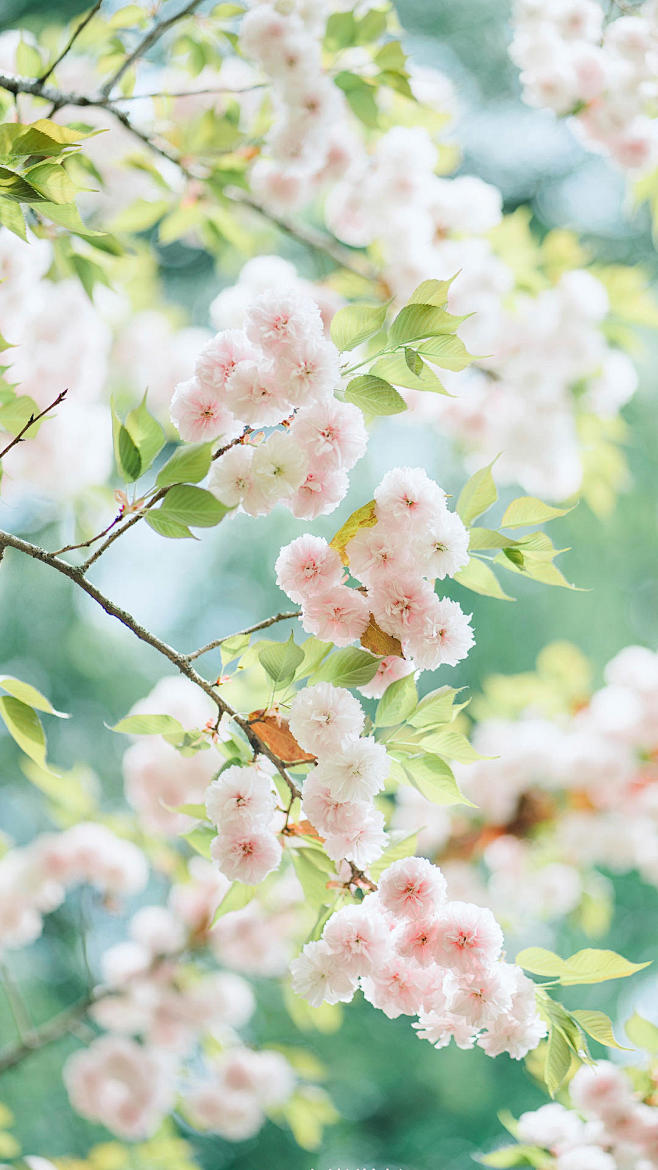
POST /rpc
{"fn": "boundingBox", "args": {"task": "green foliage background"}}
[0,2,657,1168]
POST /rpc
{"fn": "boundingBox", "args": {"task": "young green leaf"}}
[258,633,305,688]
[312,648,381,688]
[0,676,68,717]
[157,484,230,527]
[454,557,514,601]
[625,1011,658,1055]
[330,301,387,351]
[155,442,213,487]
[0,696,47,766]
[501,496,573,529]
[344,374,406,416]
[457,459,499,525]
[111,713,185,737]
[375,673,417,727]
[212,881,256,924]
[124,394,165,474]
[571,1010,630,1050]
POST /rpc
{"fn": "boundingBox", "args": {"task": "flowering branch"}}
[0,389,67,461]
[186,609,301,661]
[0,528,301,799]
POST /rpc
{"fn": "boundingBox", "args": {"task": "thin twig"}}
[100,0,205,98]
[0,993,94,1075]
[187,610,301,661]
[0,390,67,461]
[114,83,267,101]
[38,0,104,86]
[51,511,124,557]
[79,431,247,573]
[0,529,300,799]
[1,962,31,1041]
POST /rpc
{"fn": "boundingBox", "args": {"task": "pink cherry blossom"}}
[289,398,368,470]
[205,763,277,830]
[301,584,370,646]
[290,939,359,1007]
[288,681,364,754]
[211,826,282,884]
[170,377,241,443]
[322,905,389,975]
[275,535,344,604]
[433,900,503,973]
[378,857,447,920]
[289,465,350,518]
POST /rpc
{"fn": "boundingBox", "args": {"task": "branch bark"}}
[0,390,67,461]
[0,992,94,1075]
[187,609,302,661]
[0,529,301,799]
[100,0,205,98]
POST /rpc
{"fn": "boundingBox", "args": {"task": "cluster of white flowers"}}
[292,855,546,1060]
[240,0,358,215]
[0,823,147,955]
[173,284,368,519]
[62,885,299,1140]
[205,757,283,883]
[510,0,658,173]
[291,681,389,868]
[394,644,658,931]
[276,466,473,667]
[514,1061,658,1169]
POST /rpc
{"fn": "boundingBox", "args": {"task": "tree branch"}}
[0,72,377,280]
[0,390,67,461]
[187,610,301,661]
[0,529,301,799]
[0,991,94,1075]
[78,430,248,572]
[38,0,104,86]
[99,0,205,98]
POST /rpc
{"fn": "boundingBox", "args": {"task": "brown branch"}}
[38,0,104,86]
[99,0,205,98]
[187,610,301,661]
[114,83,267,101]
[0,529,300,799]
[0,390,67,461]
[51,511,125,558]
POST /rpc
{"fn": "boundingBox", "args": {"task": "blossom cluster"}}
[510,0,658,173]
[291,681,389,868]
[0,822,147,955]
[61,884,300,1140]
[172,285,367,520]
[276,466,473,667]
[394,643,658,932]
[240,1,356,216]
[511,1061,658,1170]
[291,856,546,1061]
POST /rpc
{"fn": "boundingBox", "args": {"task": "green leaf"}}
[0,696,46,766]
[418,332,474,371]
[399,753,472,806]
[389,303,464,347]
[181,824,215,859]
[312,648,380,688]
[468,528,520,551]
[0,165,46,203]
[372,351,449,394]
[145,512,196,540]
[544,1026,572,1097]
[625,1011,658,1055]
[0,676,68,717]
[368,832,417,880]
[0,395,44,438]
[408,277,455,307]
[156,442,213,487]
[501,496,573,529]
[125,394,165,474]
[344,374,406,416]
[324,10,357,50]
[258,633,304,688]
[212,880,256,924]
[291,848,333,908]
[457,459,499,525]
[404,346,424,376]
[454,557,514,601]
[112,713,185,737]
[330,301,387,351]
[421,727,485,763]
[334,72,379,127]
[110,197,170,233]
[516,948,565,977]
[375,673,417,727]
[479,1148,545,1168]
[24,162,77,204]
[408,687,462,728]
[560,948,651,985]
[571,1010,630,1050]
[158,484,229,527]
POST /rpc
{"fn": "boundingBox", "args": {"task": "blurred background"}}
[0,1,657,1168]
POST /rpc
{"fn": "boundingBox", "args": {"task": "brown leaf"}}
[360,613,404,658]
[330,498,377,565]
[248,710,316,765]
